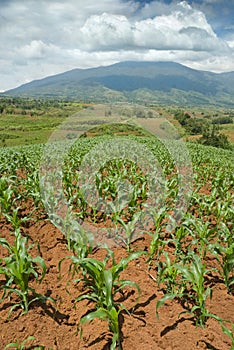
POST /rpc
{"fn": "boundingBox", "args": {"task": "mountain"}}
[2,61,234,106]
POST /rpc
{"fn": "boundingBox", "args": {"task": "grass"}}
[222,123,234,143]
[0,98,84,147]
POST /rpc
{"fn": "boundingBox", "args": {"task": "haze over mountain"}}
[2,61,234,107]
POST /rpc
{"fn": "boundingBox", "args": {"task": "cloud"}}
[80,13,134,50]
[78,2,229,53]
[0,0,233,91]
[17,40,59,59]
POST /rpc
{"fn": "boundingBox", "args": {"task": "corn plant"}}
[156,254,219,326]
[79,303,122,350]
[147,230,164,266]
[24,170,43,209]
[220,322,234,350]
[3,207,31,230]
[51,210,94,257]
[115,212,142,252]
[187,218,218,258]
[0,176,17,216]
[88,157,148,223]
[0,229,51,317]
[60,250,143,349]
[69,225,94,259]
[156,252,184,295]
[212,239,234,294]
[147,208,168,265]
[176,254,217,326]
[170,219,194,258]
[4,336,36,350]
[4,336,53,350]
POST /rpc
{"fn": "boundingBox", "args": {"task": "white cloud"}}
[0,0,233,91]
[227,40,234,49]
[80,13,134,50]
[17,40,59,59]
[78,2,228,52]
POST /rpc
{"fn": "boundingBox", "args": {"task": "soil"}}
[0,208,233,350]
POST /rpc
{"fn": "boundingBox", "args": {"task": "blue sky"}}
[131,0,234,36]
[0,0,234,91]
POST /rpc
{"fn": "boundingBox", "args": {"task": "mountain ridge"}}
[2,61,234,107]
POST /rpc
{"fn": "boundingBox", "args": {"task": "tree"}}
[174,111,191,126]
[198,124,231,150]
[212,116,233,125]
[147,111,153,118]
[185,118,208,135]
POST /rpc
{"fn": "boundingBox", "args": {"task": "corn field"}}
[0,134,233,349]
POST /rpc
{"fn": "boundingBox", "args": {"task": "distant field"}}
[221,123,234,143]
[0,99,83,147]
[0,98,233,147]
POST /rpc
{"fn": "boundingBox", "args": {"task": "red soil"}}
[0,211,233,350]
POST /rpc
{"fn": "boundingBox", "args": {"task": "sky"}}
[0,0,234,91]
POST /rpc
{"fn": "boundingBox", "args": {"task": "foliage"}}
[60,250,143,350]
[174,111,191,126]
[0,129,233,347]
[198,124,231,150]
[174,110,209,135]
[0,229,50,317]
[212,116,233,124]
[4,336,53,350]
[4,336,36,350]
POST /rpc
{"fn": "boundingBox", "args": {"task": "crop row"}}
[0,135,233,349]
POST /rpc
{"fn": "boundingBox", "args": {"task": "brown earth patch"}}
[0,209,233,350]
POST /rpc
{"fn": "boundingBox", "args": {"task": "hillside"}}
[2,61,234,106]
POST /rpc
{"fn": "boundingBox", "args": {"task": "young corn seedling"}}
[220,322,234,350]
[69,225,94,260]
[79,302,121,350]
[4,336,36,350]
[0,229,51,317]
[147,229,164,266]
[4,336,53,350]
[0,176,17,216]
[4,206,31,230]
[176,254,218,326]
[212,239,234,294]
[171,224,191,259]
[147,208,167,265]
[156,254,219,327]
[155,252,185,296]
[60,249,143,350]
[24,170,44,211]
[62,211,94,257]
[188,218,218,259]
[115,212,142,252]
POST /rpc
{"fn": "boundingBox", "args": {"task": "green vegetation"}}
[4,336,52,350]
[2,61,234,107]
[198,124,231,150]
[0,229,50,317]
[212,116,233,124]
[174,110,208,135]
[61,250,143,350]
[0,99,234,348]
[173,108,233,149]
[0,97,233,149]
[0,97,83,147]
[80,122,150,137]
[4,336,35,350]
